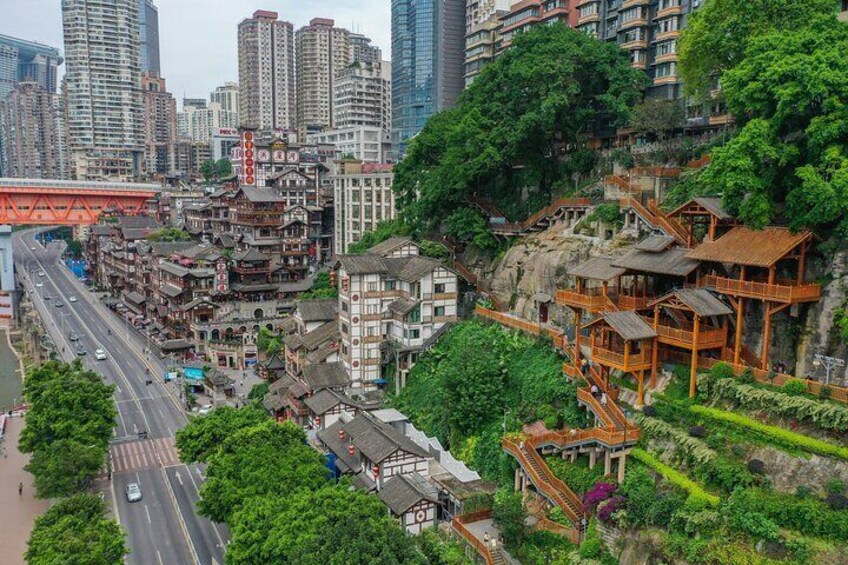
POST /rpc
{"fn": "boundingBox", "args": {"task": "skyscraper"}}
[391,0,465,158]
[0,34,64,99]
[238,10,296,131]
[62,0,145,181]
[139,0,160,75]
[210,82,239,114]
[0,81,66,178]
[295,18,352,135]
[142,72,176,176]
[349,33,382,64]
[333,60,392,134]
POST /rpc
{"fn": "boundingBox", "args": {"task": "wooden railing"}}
[475,306,564,344]
[555,288,610,311]
[535,516,581,544]
[453,511,495,565]
[647,199,689,244]
[489,198,592,234]
[701,274,822,304]
[604,174,638,193]
[617,294,652,311]
[648,319,728,350]
[592,346,653,371]
[452,259,478,285]
[686,154,712,169]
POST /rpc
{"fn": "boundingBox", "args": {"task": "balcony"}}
[233,265,269,275]
[592,346,652,372]
[556,288,613,313]
[653,52,678,65]
[656,6,683,18]
[701,274,821,304]
[653,75,679,86]
[648,318,728,350]
[653,29,680,42]
[620,38,648,50]
[617,294,651,311]
[576,12,600,26]
[621,0,650,7]
[619,17,649,31]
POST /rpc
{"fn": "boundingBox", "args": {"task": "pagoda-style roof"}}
[686,227,814,268]
[649,288,732,318]
[587,311,657,341]
[567,257,627,282]
[635,235,675,253]
[612,247,699,277]
[669,197,733,221]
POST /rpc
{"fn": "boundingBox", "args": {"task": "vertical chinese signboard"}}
[242,130,256,186]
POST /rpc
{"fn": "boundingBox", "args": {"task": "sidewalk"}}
[0,416,49,565]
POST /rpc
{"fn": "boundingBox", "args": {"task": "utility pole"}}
[813,353,845,386]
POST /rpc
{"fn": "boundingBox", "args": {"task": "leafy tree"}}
[493,489,528,550]
[19,361,115,498]
[414,529,473,565]
[226,486,424,565]
[444,208,499,252]
[66,239,83,258]
[678,0,837,99]
[394,23,644,234]
[200,159,216,182]
[347,219,412,254]
[26,439,106,498]
[26,494,127,565]
[147,227,192,242]
[215,158,233,178]
[297,271,339,300]
[198,420,327,522]
[175,405,269,464]
[247,382,269,402]
[256,327,277,353]
[702,16,848,233]
[629,99,686,161]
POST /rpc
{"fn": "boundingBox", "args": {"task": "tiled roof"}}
[378,473,439,515]
[296,299,338,322]
[686,227,813,268]
[649,288,732,318]
[590,311,657,341]
[635,235,676,253]
[367,237,416,257]
[567,256,627,282]
[301,362,349,391]
[612,247,699,277]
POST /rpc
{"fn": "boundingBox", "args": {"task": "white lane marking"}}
[175,470,183,486]
[144,505,152,524]
[156,550,164,565]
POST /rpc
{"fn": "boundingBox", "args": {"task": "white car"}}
[38,271,45,277]
[35,282,43,288]
[197,404,213,416]
[94,349,107,360]
[125,483,142,503]
[69,296,77,303]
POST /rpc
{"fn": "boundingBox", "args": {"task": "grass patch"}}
[631,448,720,507]
[547,456,608,496]
[690,405,848,462]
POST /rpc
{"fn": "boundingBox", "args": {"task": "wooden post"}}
[637,370,645,407]
[798,241,807,284]
[651,306,660,388]
[574,307,582,370]
[624,340,631,370]
[617,453,627,483]
[690,315,700,398]
[734,298,744,365]
[761,303,772,370]
[708,216,716,241]
[768,266,776,285]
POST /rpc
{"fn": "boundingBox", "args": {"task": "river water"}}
[0,331,23,411]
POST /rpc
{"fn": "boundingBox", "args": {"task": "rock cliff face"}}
[468,223,637,326]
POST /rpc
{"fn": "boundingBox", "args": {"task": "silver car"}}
[125,483,142,503]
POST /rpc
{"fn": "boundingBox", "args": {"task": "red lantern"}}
[372,465,380,476]
[348,444,355,456]
[338,429,345,439]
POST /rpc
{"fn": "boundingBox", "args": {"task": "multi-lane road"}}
[13,229,227,565]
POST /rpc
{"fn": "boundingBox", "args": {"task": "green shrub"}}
[690,404,848,461]
[826,479,845,495]
[694,458,754,493]
[636,414,717,464]
[732,487,848,541]
[547,457,607,496]
[782,380,808,396]
[631,449,720,507]
[577,519,604,560]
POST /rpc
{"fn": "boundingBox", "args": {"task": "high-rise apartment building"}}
[296,18,353,135]
[464,0,513,85]
[333,60,392,133]
[178,99,237,143]
[333,160,395,255]
[210,82,239,114]
[391,0,465,158]
[238,10,296,130]
[62,0,145,181]
[142,73,177,176]
[0,81,66,178]
[139,0,160,75]
[349,34,382,64]
[0,34,64,99]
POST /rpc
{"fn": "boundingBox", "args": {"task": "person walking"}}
[18,482,23,496]
[484,531,490,544]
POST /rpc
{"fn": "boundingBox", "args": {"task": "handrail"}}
[647,199,689,245]
[452,516,495,565]
[488,197,592,234]
[592,346,652,369]
[535,516,581,544]
[701,274,821,303]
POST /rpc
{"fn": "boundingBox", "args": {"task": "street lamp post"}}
[813,353,845,386]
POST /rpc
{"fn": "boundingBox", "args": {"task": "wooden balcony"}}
[592,346,652,372]
[701,274,821,304]
[556,288,613,312]
[649,319,727,350]
[617,294,651,311]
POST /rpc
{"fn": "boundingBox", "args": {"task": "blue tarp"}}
[65,259,86,279]
[371,378,388,385]
[183,366,204,381]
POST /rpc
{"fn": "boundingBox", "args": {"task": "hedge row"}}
[631,448,720,507]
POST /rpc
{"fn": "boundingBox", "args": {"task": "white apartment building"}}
[336,239,459,389]
[62,0,146,181]
[238,10,296,130]
[178,101,238,144]
[308,126,390,164]
[333,60,392,134]
[333,160,394,255]
[210,82,239,114]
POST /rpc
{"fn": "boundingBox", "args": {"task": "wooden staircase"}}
[620,196,689,246]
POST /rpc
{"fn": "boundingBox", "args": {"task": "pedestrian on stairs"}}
[600,392,608,406]
[484,532,490,544]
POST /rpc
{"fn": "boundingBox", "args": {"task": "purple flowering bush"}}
[597,495,626,523]
[583,482,617,511]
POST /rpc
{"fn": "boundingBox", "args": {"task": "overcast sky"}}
[0,0,391,108]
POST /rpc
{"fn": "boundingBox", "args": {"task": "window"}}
[367,282,379,292]
[341,323,349,334]
[435,306,446,317]
[408,307,420,323]
[435,283,446,294]
[367,304,379,314]
[385,280,396,291]
[367,326,377,336]
[409,329,420,340]
[655,40,677,57]
[341,301,349,312]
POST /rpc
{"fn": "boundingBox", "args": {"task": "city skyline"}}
[0,0,391,109]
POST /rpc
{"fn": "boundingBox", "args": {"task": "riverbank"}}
[0,329,24,412]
